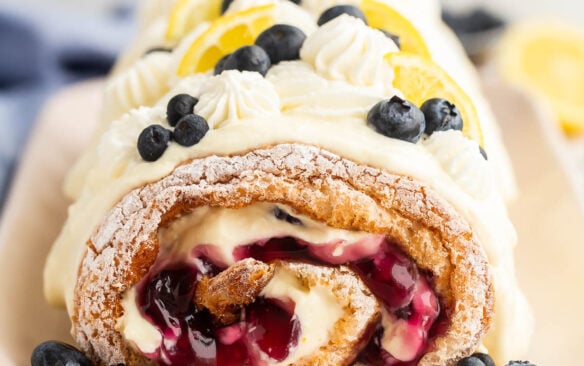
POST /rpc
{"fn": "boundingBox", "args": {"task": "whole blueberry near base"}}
[421,98,463,135]
[367,96,426,143]
[173,114,210,147]
[138,125,172,162]
[31,341,92,366]
[223,45,271,76]
[456,356,486,366]
[255,24,306,64]
[317,5,368,26]
[214,54,230,75]
[473,353,495,366]
[167,94,198,127]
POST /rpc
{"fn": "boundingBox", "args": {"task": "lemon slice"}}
[386,52,483,145]
[361,0,431,59]
[177,4,276,77]
[166,0,222,43]
[498,21,584,135]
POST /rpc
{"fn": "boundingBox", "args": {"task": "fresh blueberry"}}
[421,98,463,135]
[479,146,488,160]
[317,5,368,26]
[255,24,307,65]
[137,125,172,162]
[367,96,426,143]
[456,356,486,366]
[167,94,199,127]
[505,362,537,366]
[221,0,234,14]
[473,353,495,366]
[223,45,271,76]
[31,341,92,366]
[379,29,401,49]
[273,206,303,226]
[173,114,210,147]
[214,54,230,75]
[144,47,173,56]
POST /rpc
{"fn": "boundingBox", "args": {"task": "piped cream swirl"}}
[423,130,495,199]
[268,61,396,123]
[103,52,172,123]
[300,14,398,88]
[195,71,281,128]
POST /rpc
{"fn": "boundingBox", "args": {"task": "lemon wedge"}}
[361,0,431,59]
[386,52,483,145]
[177,4,276,77]
[166,0,223,43]
[498,21,584,134]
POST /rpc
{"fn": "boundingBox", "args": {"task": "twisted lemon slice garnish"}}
[166,0,222,43]
[497,21,584,135]
[361,0,431,59]
[386,52,483,146]
[177,4,276,77]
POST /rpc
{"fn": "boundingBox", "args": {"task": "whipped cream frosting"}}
[103,52,173,123]
[195,71,281,128]
[301,15,397,88]
[423,130,495,199]
[47,0,531,363]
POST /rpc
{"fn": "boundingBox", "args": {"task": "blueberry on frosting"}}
[505,362,537,366]
[379,29,401,49]
[173,114,210,147]
[167,93,198,127]
[479,146,488,160]
[221,0,234,14]
[317,5,368,26]
[367,96,426,143]
[421,98,463,135]
[214,53,230,75]
[223,45,271,76]
[456,356,487,366]
[255,24,306,65]
[31,341,91,366]
[137,125,172,162]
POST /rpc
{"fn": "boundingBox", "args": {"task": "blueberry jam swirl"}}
[135,230,440,366]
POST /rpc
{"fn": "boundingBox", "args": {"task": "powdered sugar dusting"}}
[73,144,493,366]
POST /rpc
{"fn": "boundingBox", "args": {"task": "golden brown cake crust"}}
[73,143,494,366]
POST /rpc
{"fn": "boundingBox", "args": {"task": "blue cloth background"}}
[0,1,137,211]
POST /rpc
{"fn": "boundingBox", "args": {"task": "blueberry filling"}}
[273,206,303,226]
[136,235,441,365]
[138,257,300,365]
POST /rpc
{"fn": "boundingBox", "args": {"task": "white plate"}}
[0,79,582,365]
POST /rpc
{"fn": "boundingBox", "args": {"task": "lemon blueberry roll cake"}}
[36,1,534,366]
